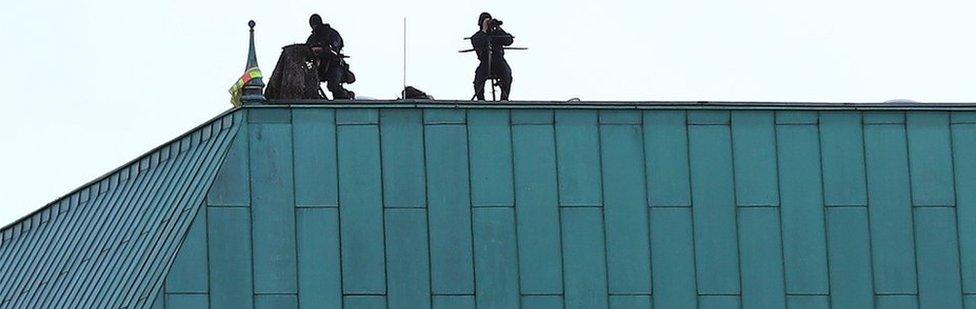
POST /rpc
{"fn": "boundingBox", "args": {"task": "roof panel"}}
[0,109,244,309]
[9,101,976,309]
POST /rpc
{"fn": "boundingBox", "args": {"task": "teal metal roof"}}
[166,103,974,309]
[0,110,244,308]
[5,101,976,308]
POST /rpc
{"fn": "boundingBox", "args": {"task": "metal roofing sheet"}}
[0,110,244,309]
[7,102,976,308]
[152,106,976,308]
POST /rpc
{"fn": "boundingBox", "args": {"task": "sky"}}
[1,0,975,226]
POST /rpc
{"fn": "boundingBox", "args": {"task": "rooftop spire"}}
[241,20,266,105]
[245,20,260,70]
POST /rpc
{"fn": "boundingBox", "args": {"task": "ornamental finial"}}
[240,19,266,104]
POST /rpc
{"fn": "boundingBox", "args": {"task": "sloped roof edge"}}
[0,109,245,308]
[0,108,242,238]
[7,98,976,237]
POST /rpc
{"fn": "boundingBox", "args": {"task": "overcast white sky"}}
[1,0,975,226]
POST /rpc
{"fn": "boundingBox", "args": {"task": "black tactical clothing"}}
[307,23,353,99]
[470,28,514,101]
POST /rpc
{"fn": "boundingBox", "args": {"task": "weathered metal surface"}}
[159,105,975,308]
[5,103,976,308]
[0,110,244,309]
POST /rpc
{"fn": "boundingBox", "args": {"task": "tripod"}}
[460,33,527,101]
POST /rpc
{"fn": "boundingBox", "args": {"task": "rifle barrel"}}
[458,47,528,53]
[463,34,515,40]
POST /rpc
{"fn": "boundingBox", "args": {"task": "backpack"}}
[402,86,433,99]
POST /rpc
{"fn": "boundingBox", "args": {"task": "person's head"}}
[478,12,492,27]
[309,14,323,29]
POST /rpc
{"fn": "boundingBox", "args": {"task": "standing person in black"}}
[307,14,354,99]
[471,12,514,101]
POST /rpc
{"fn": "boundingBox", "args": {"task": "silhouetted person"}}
[307,14,354,99]
[470,12,514,101]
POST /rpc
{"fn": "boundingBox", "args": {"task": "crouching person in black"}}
[307,14,355,100]
[471,12,514,101]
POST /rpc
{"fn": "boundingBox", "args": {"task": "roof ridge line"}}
[260,100,976,110]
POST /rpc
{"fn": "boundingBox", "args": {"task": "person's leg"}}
[496,60,513,101]
[316,58,330,83]
[325,62,351,99]
[473,62,489,100]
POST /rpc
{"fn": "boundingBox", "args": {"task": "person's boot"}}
[328,83,350,100]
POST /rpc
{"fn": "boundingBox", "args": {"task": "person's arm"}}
[492,28,514,46]
[471,32,486,49]
[307,29,326,55]
[305,30,316,46]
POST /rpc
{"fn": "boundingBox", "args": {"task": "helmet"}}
[478,12,492,26]
[309,14,323,28]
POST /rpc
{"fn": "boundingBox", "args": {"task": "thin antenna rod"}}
[402,17,407,96]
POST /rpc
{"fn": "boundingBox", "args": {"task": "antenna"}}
[402,17,407,97]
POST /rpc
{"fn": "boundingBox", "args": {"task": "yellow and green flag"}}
[228,67,263,107]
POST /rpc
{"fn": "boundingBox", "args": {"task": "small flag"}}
[228,67,263,107]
